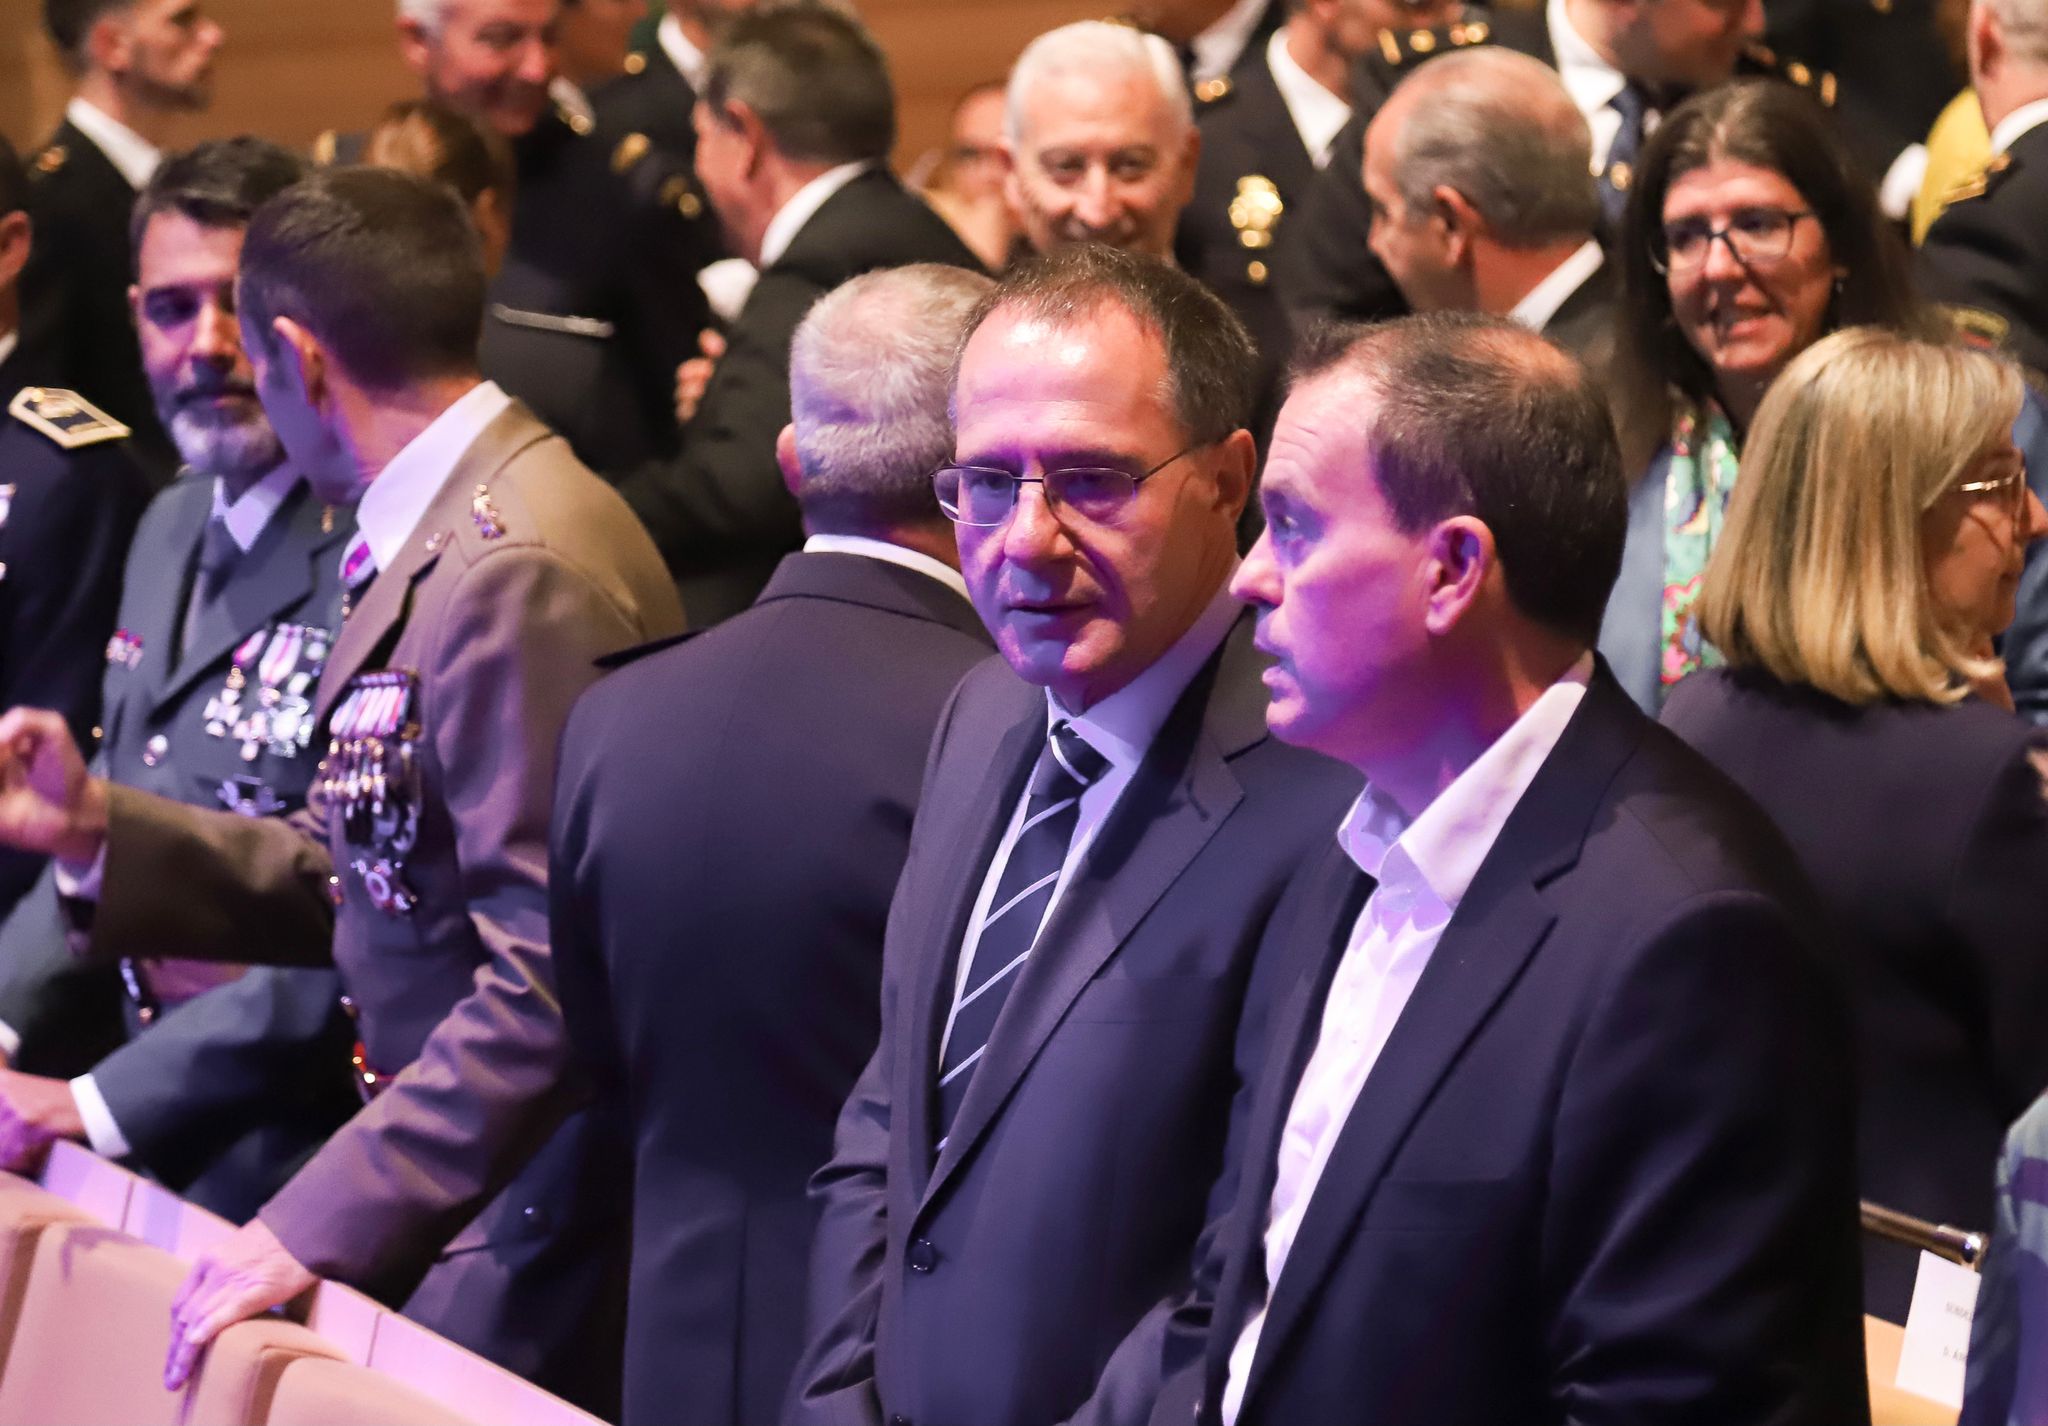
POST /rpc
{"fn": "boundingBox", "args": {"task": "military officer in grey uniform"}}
[0,139,358,1226]
[0,168,683,1416]
[317,0,714,474]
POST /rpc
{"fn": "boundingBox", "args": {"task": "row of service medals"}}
[324,669,424,916]
[202,622,331,761]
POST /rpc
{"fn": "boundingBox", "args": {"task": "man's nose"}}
[1070,166,1118,229]
[192,297,241,364]
[514,35,554,85]
[1231,528,1277,609]
[1000,480,1070,563]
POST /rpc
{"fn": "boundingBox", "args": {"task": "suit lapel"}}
[112,478,208,737]
[919,621,1262,1211]
[151,479,334,714]
[315,404,549,720]
[1235,672,1649,1413]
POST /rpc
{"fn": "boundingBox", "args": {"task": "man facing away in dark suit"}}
[19,0,227,472]
[0,140,357,1221]
[787,245,1357,1426]
[551,262,996,1426]
[1147,314,1868,1426]
[1361,48,1616,366]
[613,3,983,629]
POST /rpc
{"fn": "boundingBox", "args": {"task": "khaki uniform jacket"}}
[87,401,683,1301]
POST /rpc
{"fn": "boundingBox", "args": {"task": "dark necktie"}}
[935,720,1109,1147]
[1600,81,1653,229]
[179,515,241,656]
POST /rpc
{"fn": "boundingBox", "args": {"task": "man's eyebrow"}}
[954,444,1142,470]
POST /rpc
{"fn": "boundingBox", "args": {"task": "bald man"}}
[1361,48,1614,365]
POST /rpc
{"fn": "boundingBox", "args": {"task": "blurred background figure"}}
[20,0,229,472]
[1125,0,1284,89]
[918,80,1020,271]
[360,99,515,277]
[554,0,642,103]
[1003,20,1198,261]
[1603,79,1929,711]
[1662,326,2048,1322]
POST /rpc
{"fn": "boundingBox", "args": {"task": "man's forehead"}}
[446,0,558,28]
[136,213,245,283]
[1016,68,1179,147]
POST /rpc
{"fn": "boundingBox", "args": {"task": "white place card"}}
[1894,1248,1982,1408]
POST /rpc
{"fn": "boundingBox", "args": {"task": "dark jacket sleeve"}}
[614,270,813,575]
[1949,738,2048,1120]
[1274,113,1407,331]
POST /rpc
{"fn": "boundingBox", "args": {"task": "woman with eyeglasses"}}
[1660,328,2048,1323]
[1601,79,1942,710]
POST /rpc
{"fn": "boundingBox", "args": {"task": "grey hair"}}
[790,264,997,528]
[1005,21,1192,145]
[395,0,450,29]
[1986,0,2048,67]
[1385,48,1600,248]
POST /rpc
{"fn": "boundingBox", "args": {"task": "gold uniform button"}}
[624,50,647,74]
[143,734,168,767]
[1408,28,1436,52]
[1247,259,1269,285]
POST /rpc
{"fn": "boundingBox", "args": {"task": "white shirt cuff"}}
[0,1019,19,1061]
[68,1073,131,1159]
[1882,142,1929,222]
[52,844,107,902]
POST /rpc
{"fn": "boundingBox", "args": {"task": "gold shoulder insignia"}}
[1943,150,2014,206]
[1448,19,1490,45]
[1407,27,1437,54]
[558,102,594,137]
[33,145,66,177]
[471,482,506,539]
[613,132,651,174]
[624,50,648,76]
[312,129,339,166]
[8,387,130,450]
[1943,304,2011,352]
[1195,76,1232,103]
[1819,71,1837,106]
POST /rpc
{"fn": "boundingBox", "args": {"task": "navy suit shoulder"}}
[551,550,990,1426]
[1921,123,2048,379]
[1663,666,2048,1318]
[616,172,984,629]
[1185,671,1865,1426]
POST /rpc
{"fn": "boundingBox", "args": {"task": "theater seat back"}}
[266,1354,478,1426]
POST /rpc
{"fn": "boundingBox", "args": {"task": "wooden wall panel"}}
[0,0,1098,165]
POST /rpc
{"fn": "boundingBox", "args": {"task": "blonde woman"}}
[1661,326,2048,1324]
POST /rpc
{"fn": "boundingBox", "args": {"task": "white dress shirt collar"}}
[352,380,514,572]
[658,12,709,92]
[1265,28,1353,169]
[802,532,970,600]
[0,330,17,372]
[1506,238,1605,333]
[1191,0,1273,84]
[1547,0,1626,116]
[1990,96,2048,155]
[208,462,305,554]
[1341,652,1594,913]
[757,160,872,272]
[1050,570,1243,777]
[65,97,160,191]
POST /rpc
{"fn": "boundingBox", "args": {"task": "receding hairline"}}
[952,293,1179,427]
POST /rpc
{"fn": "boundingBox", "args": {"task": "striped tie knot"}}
[1034,719,1108,798]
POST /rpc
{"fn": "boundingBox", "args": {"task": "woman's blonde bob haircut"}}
[1698,326,2024,706]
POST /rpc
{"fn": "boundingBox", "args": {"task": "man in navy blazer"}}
[1152,315,1869,1426]
[549,263,997,1426]
[788,247,1355,1426]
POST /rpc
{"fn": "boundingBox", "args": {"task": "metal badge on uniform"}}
[105,629,144,671]
[215,774,287,818]
[203,622,335,760]
[322,668,424,917]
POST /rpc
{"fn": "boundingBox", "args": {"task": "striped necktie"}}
[936,720,1109,1147]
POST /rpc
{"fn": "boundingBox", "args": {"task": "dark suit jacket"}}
[1155,668,1868,1426]
[552,550,992,1426]
[1663,667,2048,1321]
[789,614,1358,1426]
[615,169,983,628]
[1921,121,2048,382]
[16,119,171,470]
[1177,43,1317,445]
[1541,252,1619,367]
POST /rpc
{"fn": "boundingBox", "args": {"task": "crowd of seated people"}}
[0,0,2046,1423]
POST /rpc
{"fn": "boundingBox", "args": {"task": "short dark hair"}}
[238,167,484,392]
[0,134,26,221]
[702,2,896,165]
[1612,79,1932,467]
[1292,314,1627,644]
[44,0,130,66]
[953,243,1257,445]
[129,137,309,272]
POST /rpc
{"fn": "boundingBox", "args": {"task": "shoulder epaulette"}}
[1744,42,1837,106]
[8,387,130,450]
[1942,150,2015,206]
[1378,17,1492,68]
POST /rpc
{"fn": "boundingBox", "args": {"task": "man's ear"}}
[1432,185,1484,265]
[1969,0,2002,82]
[1211,427,1257,524]
[271,315,328,407]
[775,423,803,497]
[85,8,133,77]
[0,211,31,294]
[723,100,771,179]
[1421,515,1495,637]
[396,17,434,81]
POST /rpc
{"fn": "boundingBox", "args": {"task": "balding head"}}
[1003,21,1199,259]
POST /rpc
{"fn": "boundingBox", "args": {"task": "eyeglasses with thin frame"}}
[933,444,1201,527]
[1651,207,1817,274]
[1950,452,2031,522]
